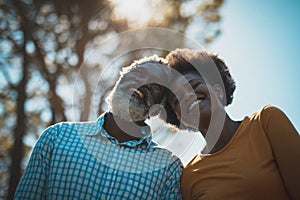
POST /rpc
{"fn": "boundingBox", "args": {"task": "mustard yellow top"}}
[181,105,300,200]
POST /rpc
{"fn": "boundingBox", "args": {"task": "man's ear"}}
[213,84,224,102]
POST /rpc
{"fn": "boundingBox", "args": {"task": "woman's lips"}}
[188,97,205,112]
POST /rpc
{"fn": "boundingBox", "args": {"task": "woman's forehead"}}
[172,71,204,84]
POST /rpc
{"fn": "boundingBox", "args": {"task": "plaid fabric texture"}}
[15,113,183,199]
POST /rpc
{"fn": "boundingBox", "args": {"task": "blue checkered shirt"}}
[15,113,183,199]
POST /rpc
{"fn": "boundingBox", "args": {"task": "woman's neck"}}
[202,113,241,154]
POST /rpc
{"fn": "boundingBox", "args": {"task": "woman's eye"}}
[191,82,201,89]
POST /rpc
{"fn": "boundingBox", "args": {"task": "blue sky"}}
[210,0,300,131]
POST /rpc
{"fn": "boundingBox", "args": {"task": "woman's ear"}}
[213,84,224,103]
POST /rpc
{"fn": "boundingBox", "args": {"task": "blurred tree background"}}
[0,0,223,198]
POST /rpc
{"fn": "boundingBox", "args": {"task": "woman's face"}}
[168,71,224,133]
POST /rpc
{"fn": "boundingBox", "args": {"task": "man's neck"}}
[103,112,148,143]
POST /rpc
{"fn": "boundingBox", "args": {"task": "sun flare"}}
[110,0,161,27]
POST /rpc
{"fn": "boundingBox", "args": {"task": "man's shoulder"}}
[37,121,76,141]
[149,142,182,164]
[44,121,77,133]
[40,119,101,140]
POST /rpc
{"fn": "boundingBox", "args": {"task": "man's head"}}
[107,55,169,123]
[163,48,236,130]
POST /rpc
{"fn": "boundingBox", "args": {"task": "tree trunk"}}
[7,27,28,200]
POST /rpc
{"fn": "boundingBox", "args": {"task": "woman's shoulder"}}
[249,105,284,119]
[260,104,283,113]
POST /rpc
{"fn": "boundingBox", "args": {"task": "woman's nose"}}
[182,91,198,105]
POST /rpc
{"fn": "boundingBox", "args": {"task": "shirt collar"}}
[89,112,153,148]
